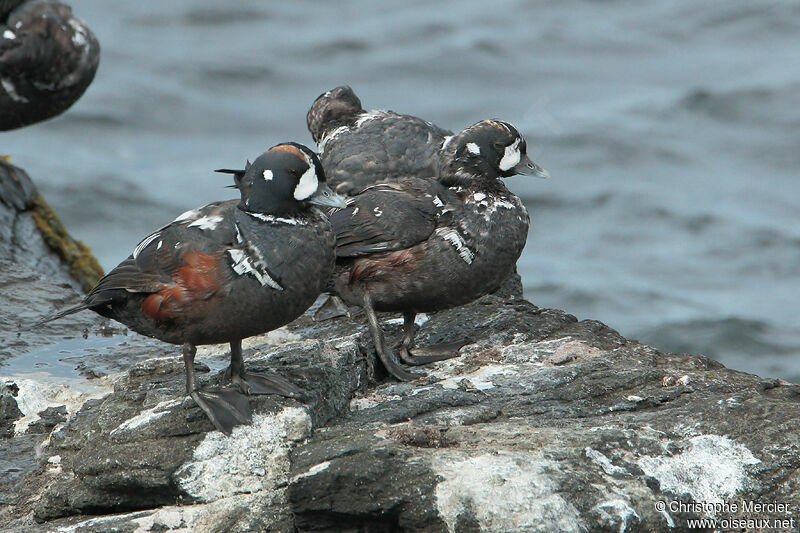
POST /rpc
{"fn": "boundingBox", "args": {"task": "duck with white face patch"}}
[328,119,548,380]
[37,142,346,434]
[437,119,549,184]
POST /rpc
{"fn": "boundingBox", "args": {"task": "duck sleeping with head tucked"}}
[307,85,454,195]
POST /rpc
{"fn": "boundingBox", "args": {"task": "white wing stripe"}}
[354,109,387,128]
[435,227,474,264]
[227,249,283,290]
[188,215,224,230]
[228,223,284,290]
[173,209,200,222]
[133,232,160,259]
[247,212,302,225]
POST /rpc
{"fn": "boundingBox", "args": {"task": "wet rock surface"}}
[1,165,800,532]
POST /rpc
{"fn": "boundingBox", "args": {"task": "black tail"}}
[215,160,251,189]
[31,303,91,329]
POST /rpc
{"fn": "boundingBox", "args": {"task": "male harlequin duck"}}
[329,120,549,380]
[39,143,346,433]
[0,0,99,130]
[307,85,453,195]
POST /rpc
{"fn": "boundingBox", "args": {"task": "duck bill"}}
[307,183,348,208]
[514,154,550,179]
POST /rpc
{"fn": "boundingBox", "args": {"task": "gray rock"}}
[0,382,23,438]
[1,295,797,533]
[25,405,67,435]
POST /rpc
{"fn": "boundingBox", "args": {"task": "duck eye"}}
[493,142,505,150]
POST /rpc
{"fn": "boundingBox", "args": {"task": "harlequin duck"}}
[307,85,453,195]
[38,143,346,433]
[0,0,99,130]
[329,120,549,380]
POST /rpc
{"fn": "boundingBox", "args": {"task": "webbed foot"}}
[232,371,307,399]
[190,387,252,435]
[398,340,467,366]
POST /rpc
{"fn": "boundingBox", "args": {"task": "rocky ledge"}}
[1,164,799,532]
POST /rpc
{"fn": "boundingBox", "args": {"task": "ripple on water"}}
[669,85,800,129]
[126,6,270,28]
[637,317,800,383]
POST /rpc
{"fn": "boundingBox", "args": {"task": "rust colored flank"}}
[141,251,223,321]
[350,249,419,284]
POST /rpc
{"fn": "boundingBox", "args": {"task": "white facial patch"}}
[188,215,224,230]
[466,142,481,155]
[3,30,15,40]
[262,170,273,181]
[499,139,521,171]
[293,149,320,201]
[293,164,318,200]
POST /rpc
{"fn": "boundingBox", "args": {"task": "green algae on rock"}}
[30,193,103,293]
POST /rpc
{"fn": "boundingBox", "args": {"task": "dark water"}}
[2,0,799,381]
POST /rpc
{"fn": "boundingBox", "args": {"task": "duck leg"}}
[363,295,418,381]
[182,342,251,434]
[229,339,306,399]
[398,312,466,365]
